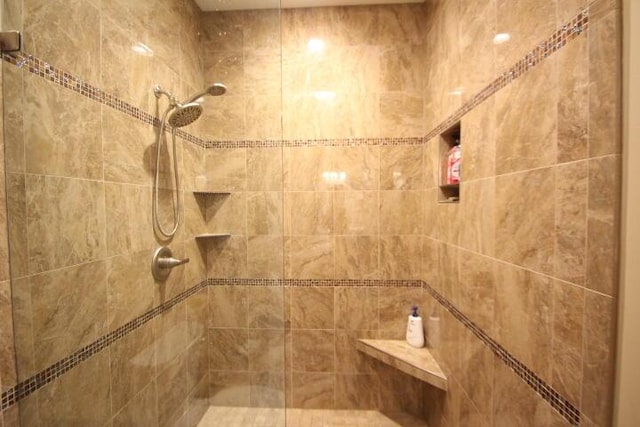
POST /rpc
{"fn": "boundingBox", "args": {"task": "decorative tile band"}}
[2,7,587,151]
[0,277,420,412]
[423,7,589,142]
[422,282,581,426]
[0,274,583,425]
[208,278,424,288]
[1,53,210,148]
[0,4,590,417]
[204,137,426,149]
[207,7,589,149]
[0,279,209,412]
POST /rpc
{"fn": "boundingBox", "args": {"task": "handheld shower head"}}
[168,102,203,128]
[151,82,225,240]
[183,83,227,103]
[153,82,226,128]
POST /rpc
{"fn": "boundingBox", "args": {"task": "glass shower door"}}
[0,0,287,425]
[198,1,288,425]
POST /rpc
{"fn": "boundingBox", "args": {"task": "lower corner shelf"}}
[357,339,448,391]
[195,233,232,239]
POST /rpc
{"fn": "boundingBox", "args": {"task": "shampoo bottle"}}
[406,305,425,348]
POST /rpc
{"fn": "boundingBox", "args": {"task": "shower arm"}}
[154,83,227,107]
[153,85,177,105]
[183,90,208,104]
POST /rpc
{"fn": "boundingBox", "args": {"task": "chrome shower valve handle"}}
[151,246,190,281]
[157,256,190,269]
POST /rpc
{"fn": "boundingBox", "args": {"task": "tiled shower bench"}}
[357,339,448,391]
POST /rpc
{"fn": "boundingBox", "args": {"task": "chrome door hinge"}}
[0,31,21,52]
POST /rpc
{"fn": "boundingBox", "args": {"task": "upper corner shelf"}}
[357,339,448,391]
[195,233,232,239]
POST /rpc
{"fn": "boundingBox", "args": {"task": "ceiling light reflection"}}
[493,33,511,44]
[307,38,325,53]
[314,90,336,101]
[322,171,347,184]
[131,42,154,56]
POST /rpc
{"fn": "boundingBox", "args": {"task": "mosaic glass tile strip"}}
[2,7,587,151]
[0,5,591,418]
[205,137,425,149]
[1,274,585,425]
[0,279,209,412]
[208,278,424,288]
[424,7,589,143]
[1,52,210,148]
[421,281,581,426]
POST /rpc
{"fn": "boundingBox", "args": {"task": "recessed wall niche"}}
[438,122,461,203]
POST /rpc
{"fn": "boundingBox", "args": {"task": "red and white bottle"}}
[446,145,461,185]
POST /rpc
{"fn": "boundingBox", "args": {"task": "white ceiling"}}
[195,0,424,11]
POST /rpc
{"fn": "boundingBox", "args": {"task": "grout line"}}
[431,237,616,299]
[476,153,617,183]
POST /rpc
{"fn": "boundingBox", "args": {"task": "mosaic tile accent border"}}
[0,279,209,412]
[3,275,569,420]
[0,274,584,425]
[0,4,590,418]
[207,7,589,149]
[1,53,210,148]
[205,137,425,149]
[1,53,425,149]
[208,278,424,287]
[2,7,587,151]
[0,277,420,412]
[422,281,581,426]
[424,7,589,142]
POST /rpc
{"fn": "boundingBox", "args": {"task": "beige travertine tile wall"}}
[199,143,426,281]
[207,284,425,415]
[200,9,282,141]
[1,0,210,425]
[201,4,426,140]
[0,0,622,426]
[197,6,433,414]
[281,5,425,139]
[198,0,622,425]
[197,4,429,281]
[199,141,429,413]
[419,1,621,426]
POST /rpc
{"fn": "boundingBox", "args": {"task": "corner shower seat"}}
[357,339,448,391]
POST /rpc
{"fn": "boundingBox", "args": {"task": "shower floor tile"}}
[197,406,428,426]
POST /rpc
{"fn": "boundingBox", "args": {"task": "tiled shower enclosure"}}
[0,0,621,426]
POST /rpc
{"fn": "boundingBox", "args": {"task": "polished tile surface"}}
[0,1,622,426]
[26,175,106,274]
[197,406,428,427]
[23,74,103,180]
[3,0,222,424]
